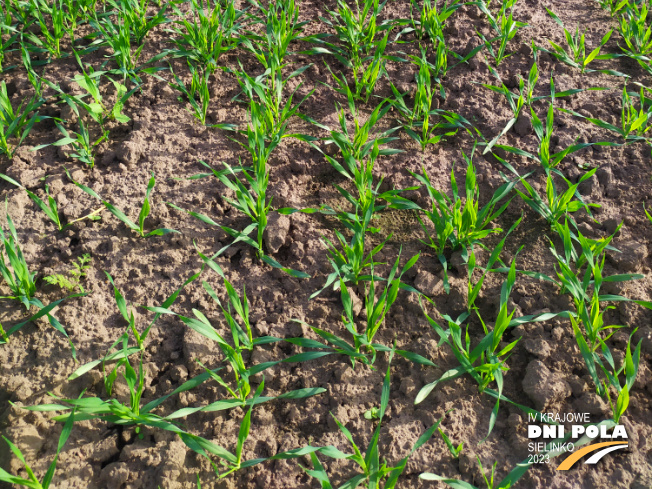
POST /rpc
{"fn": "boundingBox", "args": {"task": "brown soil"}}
[1,0,651,488]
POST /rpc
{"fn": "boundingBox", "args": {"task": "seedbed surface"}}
[0,0,651,488]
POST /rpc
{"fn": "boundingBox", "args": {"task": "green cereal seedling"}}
[389,49,467,149]
[20,44,45,98]
[0,173,65,231]
[106,0,168,46]
[299,349,444,488]
[479,57,538,153]
[416,257,529,439]
[543,8,620,74]
[66,170,178,238]
[296,252,420,366]
[0,202,83,355]
[168,0,244,73]
[242,0,318,71]
[438,426,463,458]
[511,219,651,422]
[0,80,47,159]
[23,0,66,59]
[496,76,616,173]
[0,205,36,307]
[26,345,231,446]
[408,145,515,290]
[170,62,212,125]
[617,2,652,59]
[596,0,628,17]
[52,120,101,168]
[404,0,460,42]
[474,0,528,65]
[316,0,400,101]
[231,62,314,141]
[464,219,521,312]
[0,408,76,489]
[560,84,652,142]
[68,272,200,380]
[497,157,599,226]
[321,98,400,214]
[1,172,103,231]
[0,15,19,72]
[90,14,144,82]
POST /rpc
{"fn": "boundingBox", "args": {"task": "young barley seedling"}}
[20,43,46,98]
[22,0,66,59]
[596,0,628,17]
[0,173,102,230]
[66,170,178,237]
[324,31,398,102]
[497,155,599,226]
[542,221,648,422]
[231,62,314,141]
[0,173,66,231]
[300,251,419,366]
[4,0,34,28]
[139,278,330,475]
[561,84,652,144]
[168,0,244,73]
[474,0,528,65]
[90,14,144,82]
[61,0,88,43]
[483,70,617,162]
[71,51,136,127]
[500,77,616,174]
[154,277,289,405]
[617,2,652,59]
[68,271,200,382]
[299,98,421,295]
[0,79,47,159]
[0,201,83,354]
[170,62,212,125]
[242,0,319,72]
[464,218,521,312]
[389,48,470,149]
[0,9,19,72]
[106,0,168,46]
[417,256,531,439]
[407,145,515,290]
[316,0,400,101]
[168,107,308,278]
[50,120,102,168]
[0,408,76,489]
[405,0,460,43]
[320,0,391,60]
[479,56,538,153]
[223,99,276,255]
[543,8,619,74]
[0,204,36,307]
[438,426,463,458]
[27,344,227,442]
[37,66,136,168]
[321,97,400,214]
[299,349,444,488]
[36,81,106,167]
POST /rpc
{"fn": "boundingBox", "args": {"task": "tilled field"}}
[0,0,651,488]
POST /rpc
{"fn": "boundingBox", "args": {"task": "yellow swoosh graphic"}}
[556,441,628,470]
